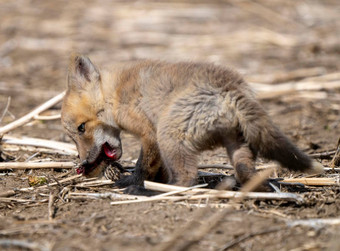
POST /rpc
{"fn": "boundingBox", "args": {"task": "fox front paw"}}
[114,174,143,188]
[123,185,160,196]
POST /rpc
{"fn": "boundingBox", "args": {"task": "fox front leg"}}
[115,138,162,187]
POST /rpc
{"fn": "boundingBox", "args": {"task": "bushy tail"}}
[232,92,323,174]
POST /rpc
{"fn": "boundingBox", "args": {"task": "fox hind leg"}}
[224,133,257,185]
[224,133,273,191]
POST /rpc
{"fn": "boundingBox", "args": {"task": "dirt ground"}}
[0,0,340,250]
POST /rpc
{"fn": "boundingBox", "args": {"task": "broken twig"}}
[0,161,75,170]
[287,218,340,229]
[0,91,65,135]
[2,135,77,156]
[48,193,55,221]
[281,177,339,186]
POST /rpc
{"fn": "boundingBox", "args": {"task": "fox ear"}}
[68,54,100,89]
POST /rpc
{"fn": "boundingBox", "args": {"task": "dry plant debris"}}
[0,0,339,250]
[0,88,339,250]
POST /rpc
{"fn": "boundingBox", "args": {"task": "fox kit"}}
[61,54,323,190]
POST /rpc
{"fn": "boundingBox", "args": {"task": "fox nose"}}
[81,159,89,166]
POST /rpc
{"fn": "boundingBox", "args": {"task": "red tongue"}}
[103,144,116,159]
[76,166,85,174]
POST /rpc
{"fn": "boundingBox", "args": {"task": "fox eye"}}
[78,123,85,134]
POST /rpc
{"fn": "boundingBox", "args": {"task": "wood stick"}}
[177,202,240,209]
[0,190,16,197]
[152,183,208,198]
[69,192,142,200]
[1,144,76,156]
[280,177,339,186]
[287,218,340,228]
[110,192,295,206]
[324,167,340,172]
[310,150,336,159]
[302,72,340,82]
[74,179,115,188]
[0,161,75,170]
[0,197,48,203]
[198,164,233,170]
[48,193,55,221]
[0,91,65,135]
[145,181,303,202]
[110,194,247,205]
[110,184,208,206]
[2,135,77,156]
[110,195,194,206]
[252,80,340,100]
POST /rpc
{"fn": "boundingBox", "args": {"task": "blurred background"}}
[0,0,339,144]
[0,2,339,249]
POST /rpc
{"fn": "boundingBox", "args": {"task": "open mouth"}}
[76,143,120,175]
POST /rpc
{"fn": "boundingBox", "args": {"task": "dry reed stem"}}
[109,183,208,206]
[253,78,340,100]
[0,91,65,135]
[48,193,55,221]
[145,175,302,202]
[287,218,340,228]
[177,202,240,209]
[68,191,139,201]
[75,179,115,188]
[310,150,336,159]
[0,190,16,197]
[281,177,339,186]
[303,72,340,82]
[198,164,233,169]
[1,145,75,156]
[2,135,77,156]
[0,197,48,203]
[0,161,75,170]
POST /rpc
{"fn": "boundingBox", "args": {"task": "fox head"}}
[61,54,122,176]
